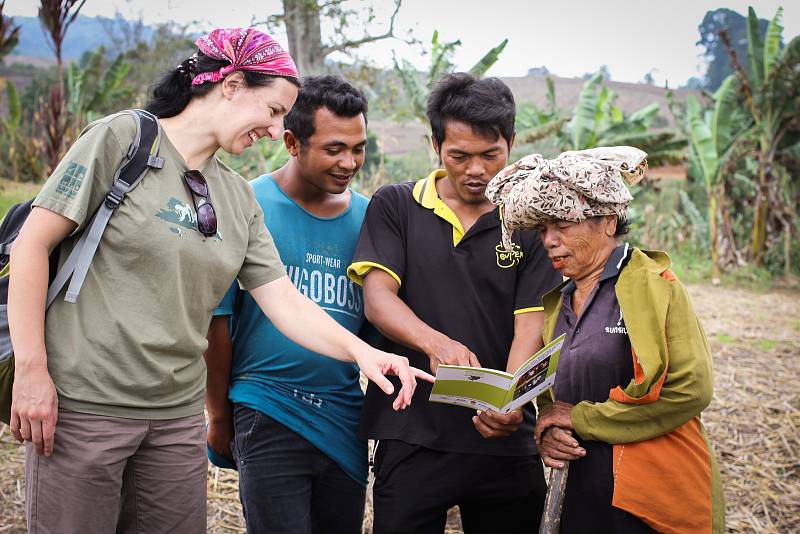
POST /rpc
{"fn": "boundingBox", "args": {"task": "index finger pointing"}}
[412,367,435,383]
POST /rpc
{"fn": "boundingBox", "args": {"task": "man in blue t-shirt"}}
[204,76,371,534]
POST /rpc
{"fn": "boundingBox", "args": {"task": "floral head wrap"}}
[485,146,648,251]
[191,28,299,86]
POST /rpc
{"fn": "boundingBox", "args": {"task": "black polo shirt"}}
[347,170,562,456]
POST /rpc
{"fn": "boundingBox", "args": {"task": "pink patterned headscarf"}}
[191,28,299,86]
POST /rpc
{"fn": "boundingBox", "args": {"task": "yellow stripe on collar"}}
[412,170,465,246]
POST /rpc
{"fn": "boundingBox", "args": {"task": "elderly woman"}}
[486,147,725,534]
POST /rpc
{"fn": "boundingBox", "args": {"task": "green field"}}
[0,179,40,219]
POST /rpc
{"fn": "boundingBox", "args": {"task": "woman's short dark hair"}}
[616,216,630,237]
[588,215,630,237]
[426,73,515,149]
[145,52,301,119]
[283,75,368,145]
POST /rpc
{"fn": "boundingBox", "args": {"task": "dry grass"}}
[689,284,800,533]
[1,283,798,533]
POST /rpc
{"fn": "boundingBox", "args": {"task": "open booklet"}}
[428,334,565,414]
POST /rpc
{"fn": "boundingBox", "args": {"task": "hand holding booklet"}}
[428,334,565,414]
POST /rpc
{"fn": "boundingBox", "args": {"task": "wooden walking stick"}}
[538,462,569,534]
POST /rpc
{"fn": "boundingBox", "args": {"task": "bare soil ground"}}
[1,283,798,533]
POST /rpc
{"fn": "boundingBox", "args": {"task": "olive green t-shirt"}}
[33,112,285,419]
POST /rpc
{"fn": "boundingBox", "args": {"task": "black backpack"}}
[0,109,165,424]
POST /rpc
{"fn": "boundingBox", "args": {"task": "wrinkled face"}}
[293,107,367,195]
[220,76,299,155]
[536,217,616,279]
[434,121,511,205]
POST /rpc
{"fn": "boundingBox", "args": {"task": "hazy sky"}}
[7,0,799,85]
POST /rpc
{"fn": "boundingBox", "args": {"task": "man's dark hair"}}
[284,75,368,145]
[426,73,516,149]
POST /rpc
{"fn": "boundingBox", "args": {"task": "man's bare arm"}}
[203,315,234,459]
[505,311,546,374]
[363,269,479,374]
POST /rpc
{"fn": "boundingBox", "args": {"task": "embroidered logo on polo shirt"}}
[495,242,523,269]
[605,309,628,334]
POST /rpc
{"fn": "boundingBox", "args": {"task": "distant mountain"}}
[10,15,154,61]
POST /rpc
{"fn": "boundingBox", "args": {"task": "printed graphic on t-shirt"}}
[155,196,221,240]
[495,241,523,269]
[286,251,363,318]
[55,161,87,199]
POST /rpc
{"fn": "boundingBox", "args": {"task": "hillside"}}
[372,74,696,156]
[504,75,693,124]
[9,15,153,60]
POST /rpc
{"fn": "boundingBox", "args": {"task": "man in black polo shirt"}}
[347,73,562,533]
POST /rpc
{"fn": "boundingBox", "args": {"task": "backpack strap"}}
[0,200,35,263]
[46,110,165,307]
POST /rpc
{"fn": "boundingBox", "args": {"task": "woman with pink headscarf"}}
[7,28,432,533]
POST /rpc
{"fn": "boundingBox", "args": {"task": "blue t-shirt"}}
[214,174,370,486]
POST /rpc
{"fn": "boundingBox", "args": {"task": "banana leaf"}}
[607,103,623,125]
[546,77,557,114]
[428,30,459,88]
[66,61,85,118]
[392,55,426,120]
[764,35,800,117]
[517,118,568,145]
[601,130,679,149]
[763,6,784,80]
[87,53,130,111]
[747,7,765,87]
[468,39,508,78]
[686,95,718,187]
[3,80,20,132]
[571,72,602,149]
[712,75,739,157]
[627,102,660,126]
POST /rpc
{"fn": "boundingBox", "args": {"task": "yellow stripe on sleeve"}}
[346,261,402,287]
[513,306,544,315]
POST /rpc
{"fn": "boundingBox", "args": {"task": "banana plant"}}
[516,77,568,145]
[468,38,508,78]
[67,47,132,125]
[724,6,800,264]
[393,30,508,124]
[2,79,20,134]
[685,74,755,276]
[517,72,686,166]
[0,80,43,182]
[0,80,21,175]
[0,1,20,63]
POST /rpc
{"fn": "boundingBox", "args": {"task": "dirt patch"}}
[1,283,798,532]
